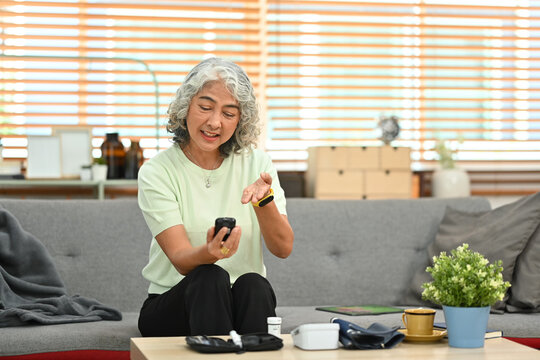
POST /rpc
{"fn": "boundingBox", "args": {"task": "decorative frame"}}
[53,127,93,178]
[26,136,62,179]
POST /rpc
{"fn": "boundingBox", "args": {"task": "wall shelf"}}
[0,180,137,200]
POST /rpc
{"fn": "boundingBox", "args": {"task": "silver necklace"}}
[183,147,221,188]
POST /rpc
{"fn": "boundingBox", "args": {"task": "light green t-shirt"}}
[138,144,287,294]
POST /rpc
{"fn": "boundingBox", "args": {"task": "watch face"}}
[258,195,274,207]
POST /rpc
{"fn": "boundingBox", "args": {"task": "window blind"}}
[2,0,540,183]
[267,0,540,173]
[0,0,264,161]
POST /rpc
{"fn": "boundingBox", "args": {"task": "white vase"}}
[432,168,471,198]
[91,164,108,181]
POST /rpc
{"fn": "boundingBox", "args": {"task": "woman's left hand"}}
[241,172,272,205]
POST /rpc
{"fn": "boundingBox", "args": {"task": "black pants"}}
[138,264,277,337]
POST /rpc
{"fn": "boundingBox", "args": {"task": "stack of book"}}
[316,305,403,316]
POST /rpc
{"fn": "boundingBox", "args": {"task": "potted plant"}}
[91,157,108,181]
[422,244,510,348]
[434,140,456,169]
[431,140,470,198]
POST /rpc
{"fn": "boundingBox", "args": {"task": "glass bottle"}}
[100,132,126,179]
[125,140,144,179]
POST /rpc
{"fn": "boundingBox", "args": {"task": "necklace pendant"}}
[205,178,211,188]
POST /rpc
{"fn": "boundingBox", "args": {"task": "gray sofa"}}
[0,197,538,357]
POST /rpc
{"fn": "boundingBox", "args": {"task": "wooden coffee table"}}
[131,334,539,360]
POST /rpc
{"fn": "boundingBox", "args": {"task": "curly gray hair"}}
[166,57,261,156]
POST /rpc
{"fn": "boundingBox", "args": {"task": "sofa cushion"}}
[0,199,151,313]
[265,197,491,307]
[407,192,540,310]
[506,223,540,313]
[0,312,139,356]
[0,350,129,360]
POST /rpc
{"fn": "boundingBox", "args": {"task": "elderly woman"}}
[137,58,294,337]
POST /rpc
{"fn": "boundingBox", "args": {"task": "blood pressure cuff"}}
[331,318,405,350]
[186,333,283,353]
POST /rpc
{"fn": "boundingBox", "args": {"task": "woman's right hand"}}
[206,225,241,259]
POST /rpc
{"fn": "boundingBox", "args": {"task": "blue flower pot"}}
[443,305,490,348]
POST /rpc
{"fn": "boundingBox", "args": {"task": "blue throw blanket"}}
[0,208,122,327]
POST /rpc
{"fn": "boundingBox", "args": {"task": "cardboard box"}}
[365,170,411,195]
[310,147,348,170]
[348,147,380,169]
[380,146,411,170]
[315,169,364,197]
[364,193,411,200]
[306,146,413,199]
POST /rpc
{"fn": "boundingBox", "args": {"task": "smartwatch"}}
[253,188,274,207]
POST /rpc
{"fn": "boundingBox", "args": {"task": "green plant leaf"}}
[421,243,511,307]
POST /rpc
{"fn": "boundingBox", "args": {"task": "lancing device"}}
[214,217,236,242]
[229,330,242,348]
